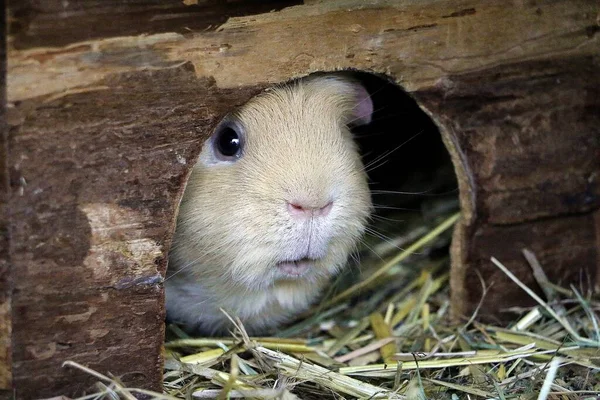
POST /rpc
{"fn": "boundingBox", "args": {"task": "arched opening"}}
[165,70,460,337]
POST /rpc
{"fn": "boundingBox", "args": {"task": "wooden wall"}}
[4,0,599,396]
[1,2,11,396]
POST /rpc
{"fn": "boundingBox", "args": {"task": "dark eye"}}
[213,121,244,160]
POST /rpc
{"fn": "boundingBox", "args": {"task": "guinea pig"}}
[165,75,374,335]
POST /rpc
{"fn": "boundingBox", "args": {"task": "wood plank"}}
[0,0,12,391]
[8,1,599,101]
[8,0,301,50]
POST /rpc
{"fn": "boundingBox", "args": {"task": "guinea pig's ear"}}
[348,82,374,127]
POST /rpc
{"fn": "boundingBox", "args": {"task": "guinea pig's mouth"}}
[276,257,319,278]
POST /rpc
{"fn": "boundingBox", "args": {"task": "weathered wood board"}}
[1,3,11,394]
[4,0,600,396]
[7,0,301,50]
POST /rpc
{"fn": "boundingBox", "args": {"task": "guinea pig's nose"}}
[287,201,333,218]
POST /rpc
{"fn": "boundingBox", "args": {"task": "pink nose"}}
[287,201,333,218]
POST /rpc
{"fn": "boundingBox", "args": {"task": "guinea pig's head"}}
[176,75,373,291]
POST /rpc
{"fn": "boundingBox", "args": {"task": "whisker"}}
[364,227,416,253]
[364,226,428,257]
[364,158,391,174]
[164,253,206,282]
[364,227,402,246]
[371,189,431,195]
[370,214,406,223]
[361,130,425,172]
[372,204,419,211]
[370,187,460,197]
[348,248,362,269]
[357,238,386,263]
[362,148,396,171]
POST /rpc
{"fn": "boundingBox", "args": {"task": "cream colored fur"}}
[165,76,372,335]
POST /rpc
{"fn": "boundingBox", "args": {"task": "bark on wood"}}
[8,0,301,50]
[0,0,11,392]
[5,0,600,397]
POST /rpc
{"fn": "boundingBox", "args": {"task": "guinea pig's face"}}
[177,77,373,291]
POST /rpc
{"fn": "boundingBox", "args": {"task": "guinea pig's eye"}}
[212,121,244,160]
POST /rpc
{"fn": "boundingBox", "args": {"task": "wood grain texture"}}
[7,0,301,50]
[0,0,12,392]
[5,0,600,396]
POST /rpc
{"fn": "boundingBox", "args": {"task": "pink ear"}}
[350,83,374,126]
